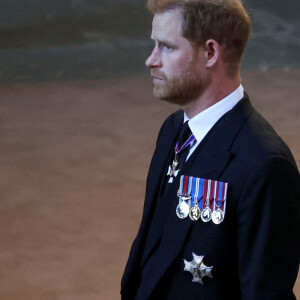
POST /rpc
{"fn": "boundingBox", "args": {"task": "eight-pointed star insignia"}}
[183,253,213,285]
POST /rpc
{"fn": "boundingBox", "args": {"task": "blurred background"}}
[0,1,299,299]
[0,0,300,82]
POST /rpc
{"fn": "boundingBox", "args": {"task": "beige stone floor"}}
[0,70,299,299]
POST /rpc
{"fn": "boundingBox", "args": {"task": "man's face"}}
[146,9,209,105]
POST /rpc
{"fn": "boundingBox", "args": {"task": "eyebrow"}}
[151,36,177,48]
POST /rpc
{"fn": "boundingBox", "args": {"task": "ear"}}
[203,39,221,68]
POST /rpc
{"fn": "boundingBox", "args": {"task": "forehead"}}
[151,9,185,43]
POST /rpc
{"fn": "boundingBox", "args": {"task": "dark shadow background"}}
[0,0,300,82]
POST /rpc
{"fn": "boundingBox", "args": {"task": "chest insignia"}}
[183,253,213,285]
[176,175,228,224]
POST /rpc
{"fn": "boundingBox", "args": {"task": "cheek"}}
[176,51,196,68]
[164,58,191,76]
[162,49,196,76]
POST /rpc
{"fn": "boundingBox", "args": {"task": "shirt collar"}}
[184,84,244,144]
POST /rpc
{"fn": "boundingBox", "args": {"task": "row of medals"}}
[176,193,224,225]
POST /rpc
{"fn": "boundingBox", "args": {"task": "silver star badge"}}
[183,253,213,285]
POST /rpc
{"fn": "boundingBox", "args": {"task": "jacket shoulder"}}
[154,110,183,144]
[232,108,297,169]
[161,110,183,130]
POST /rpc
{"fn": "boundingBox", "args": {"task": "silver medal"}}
[176,201,190,219]
[189,206,201,221]
[212,208,224,224]
[201,206,212,222]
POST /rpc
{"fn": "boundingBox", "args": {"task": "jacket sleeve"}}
[237,156,300,299]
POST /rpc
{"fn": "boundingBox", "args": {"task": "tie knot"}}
[177,121,192,148]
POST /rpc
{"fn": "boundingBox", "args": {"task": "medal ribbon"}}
[217,182,223,208]
[178,175,193,205]
[191,177,204,208]
[178,177,228,218]
[222,182,228,212]
[202,179,207,210]
[202,179,210,209]
[209,180,215,210]
[213,181,221,212]
[175,134,196,155]
[178,175,184,197]
[201,179,216,209]
[213,181,228,212]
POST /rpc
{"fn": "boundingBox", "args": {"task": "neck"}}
[183,74,241,119]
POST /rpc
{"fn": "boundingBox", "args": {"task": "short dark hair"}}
[147,0,251,76]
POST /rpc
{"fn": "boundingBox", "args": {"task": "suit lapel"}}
[141,111,183,228]
[142,96,254,299]
[121,112,184,298]
[138,113,183,265]
[127,112,183,262]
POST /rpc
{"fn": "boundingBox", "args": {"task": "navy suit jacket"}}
[121,95,300,299]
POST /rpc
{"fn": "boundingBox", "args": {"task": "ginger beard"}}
[151,58,209,106]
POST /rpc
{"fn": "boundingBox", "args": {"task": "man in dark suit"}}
[121,0,300,299]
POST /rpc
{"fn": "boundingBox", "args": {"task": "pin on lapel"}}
[183,253,213,285]
[167,158,180,183]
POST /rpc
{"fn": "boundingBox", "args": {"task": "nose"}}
[145,47,161,68]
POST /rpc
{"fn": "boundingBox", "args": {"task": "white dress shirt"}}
[185,85,244,160]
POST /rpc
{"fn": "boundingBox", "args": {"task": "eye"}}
[160,43,173,52]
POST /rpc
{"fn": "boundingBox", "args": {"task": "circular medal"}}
[212,208,224,224]
[201,207,212,223]
[176,201,189,219]
[189,206,201,221]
